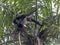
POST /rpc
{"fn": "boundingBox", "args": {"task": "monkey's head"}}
[13,15,28,25]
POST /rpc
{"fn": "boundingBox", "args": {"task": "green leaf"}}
[0,29,3,37]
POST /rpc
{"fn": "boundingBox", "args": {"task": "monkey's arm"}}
[27,18,43,26]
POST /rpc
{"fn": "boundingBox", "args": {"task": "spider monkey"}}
[13,9,43,33]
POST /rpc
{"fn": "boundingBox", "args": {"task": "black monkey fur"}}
[13,9,43,33]
[27,18,43,26]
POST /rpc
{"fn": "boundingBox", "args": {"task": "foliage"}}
[0,0,60,45]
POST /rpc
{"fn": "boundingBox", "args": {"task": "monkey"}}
[13,18,43,35]
[13,8,44,34]
[13,18,43,33]
[12,9,38,40]
[13,9,37,32]
[13,10,36,32]
[12,10,44,41]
